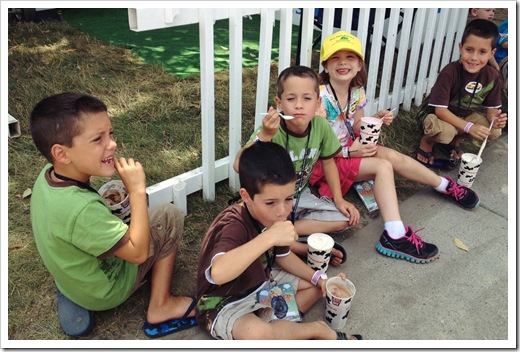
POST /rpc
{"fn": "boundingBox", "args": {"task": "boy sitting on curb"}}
[196,141,362,340]
[416,19,507,165]
[29,92,196,338]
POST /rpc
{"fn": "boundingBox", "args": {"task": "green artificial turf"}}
[62,8,303,78]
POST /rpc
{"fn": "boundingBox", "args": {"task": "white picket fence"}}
[128,7,469,214]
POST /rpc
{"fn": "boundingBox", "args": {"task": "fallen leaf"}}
[220,45,228,51]
[22,188,32,199]
[454,237,469,252]
[249,53,256,58]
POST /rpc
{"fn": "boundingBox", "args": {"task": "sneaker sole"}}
[375,243,439,263]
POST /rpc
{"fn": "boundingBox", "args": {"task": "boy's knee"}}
[234,321,273,340]
[331,221,350,233]
[489,129,502,141]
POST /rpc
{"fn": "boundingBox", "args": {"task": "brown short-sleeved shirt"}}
[425,61,502,118]
[196,203,289,331]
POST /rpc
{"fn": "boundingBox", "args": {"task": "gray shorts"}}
[295,187,350,222]
[131,203,184,293]
[210,268,300,340]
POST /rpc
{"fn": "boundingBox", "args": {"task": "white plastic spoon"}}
[475,117,495,161]
[260,111,294,120]
[380,108,396,119]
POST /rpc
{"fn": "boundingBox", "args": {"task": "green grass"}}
[61,8,302,78]
[7,8,507,340]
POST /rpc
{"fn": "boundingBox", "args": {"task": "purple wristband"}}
[311,270,322,286]
[464,122,474,133]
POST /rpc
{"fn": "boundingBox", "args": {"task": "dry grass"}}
[7,9,507,340]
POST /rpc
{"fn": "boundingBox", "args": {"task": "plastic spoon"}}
[380,108,396,119]
[475,117,495,161]
[260,111,294,120]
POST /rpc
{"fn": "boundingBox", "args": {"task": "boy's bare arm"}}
[276,253,325,294]
[233,107,281,173]
[112,157,151,264]
[210,221,297,285]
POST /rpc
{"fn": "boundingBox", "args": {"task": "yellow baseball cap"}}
[321,31,364,63]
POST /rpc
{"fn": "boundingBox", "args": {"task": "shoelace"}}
[446,181,467,200]
[406,227,425,252]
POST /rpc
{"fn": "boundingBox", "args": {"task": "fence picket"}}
[228,9,243,192]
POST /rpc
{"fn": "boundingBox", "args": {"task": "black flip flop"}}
[143,296,198,338]
[337,332,364,340]
[297,236,347,264]
[415,147,457,171]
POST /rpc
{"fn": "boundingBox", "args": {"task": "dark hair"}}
[239,141,296,199]
[277,65,319,98]
[30,92,108,162]
[319,55,368,89]
[461,19,499,48]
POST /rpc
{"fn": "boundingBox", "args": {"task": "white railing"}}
[128,7,468,214]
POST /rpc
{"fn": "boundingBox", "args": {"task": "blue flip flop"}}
[143,296,198,338]
[57,287,94,336]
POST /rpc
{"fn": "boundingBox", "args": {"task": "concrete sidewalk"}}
[164,134,511,345]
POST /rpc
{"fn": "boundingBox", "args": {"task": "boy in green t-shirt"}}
[234,66,439,265]
[30,92,196,338]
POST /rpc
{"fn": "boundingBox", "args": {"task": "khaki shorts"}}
[130,203,184,293]
[210,268,301,340]
[423,112,502,144]
[295,187,350,222]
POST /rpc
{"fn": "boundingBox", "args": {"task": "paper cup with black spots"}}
[307,233,334,273]
[457,153,482,188]
[98,180,131,224]
[359,116,383,145]
[325,277,356,330]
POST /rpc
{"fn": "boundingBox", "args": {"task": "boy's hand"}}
[492,110,508,129]
[319,273,347,297]
[468,124,490,141]
[264,220,298,247]
[349,138,377,158]
[334,198,360,226]
[115,157,146,194]
[260,106,281,140]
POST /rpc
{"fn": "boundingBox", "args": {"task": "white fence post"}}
[278,9,293,74]
[298,8,314,67]
[228,9,243,192]
[391,8,414,109]
[378,8,401,112]
[402,8,426,110]
[254,8,275,128]
[199,8,216,201]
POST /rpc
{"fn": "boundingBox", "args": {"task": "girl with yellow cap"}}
[310,31,479,263]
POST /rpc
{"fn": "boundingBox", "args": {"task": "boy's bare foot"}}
[330,247,344,266]
[449,137,464,160]
[146,295,196,324]
[416,137,434,164]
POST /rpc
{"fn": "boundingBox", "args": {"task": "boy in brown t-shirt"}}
[416,19,507,165]
[196,141,361,340]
